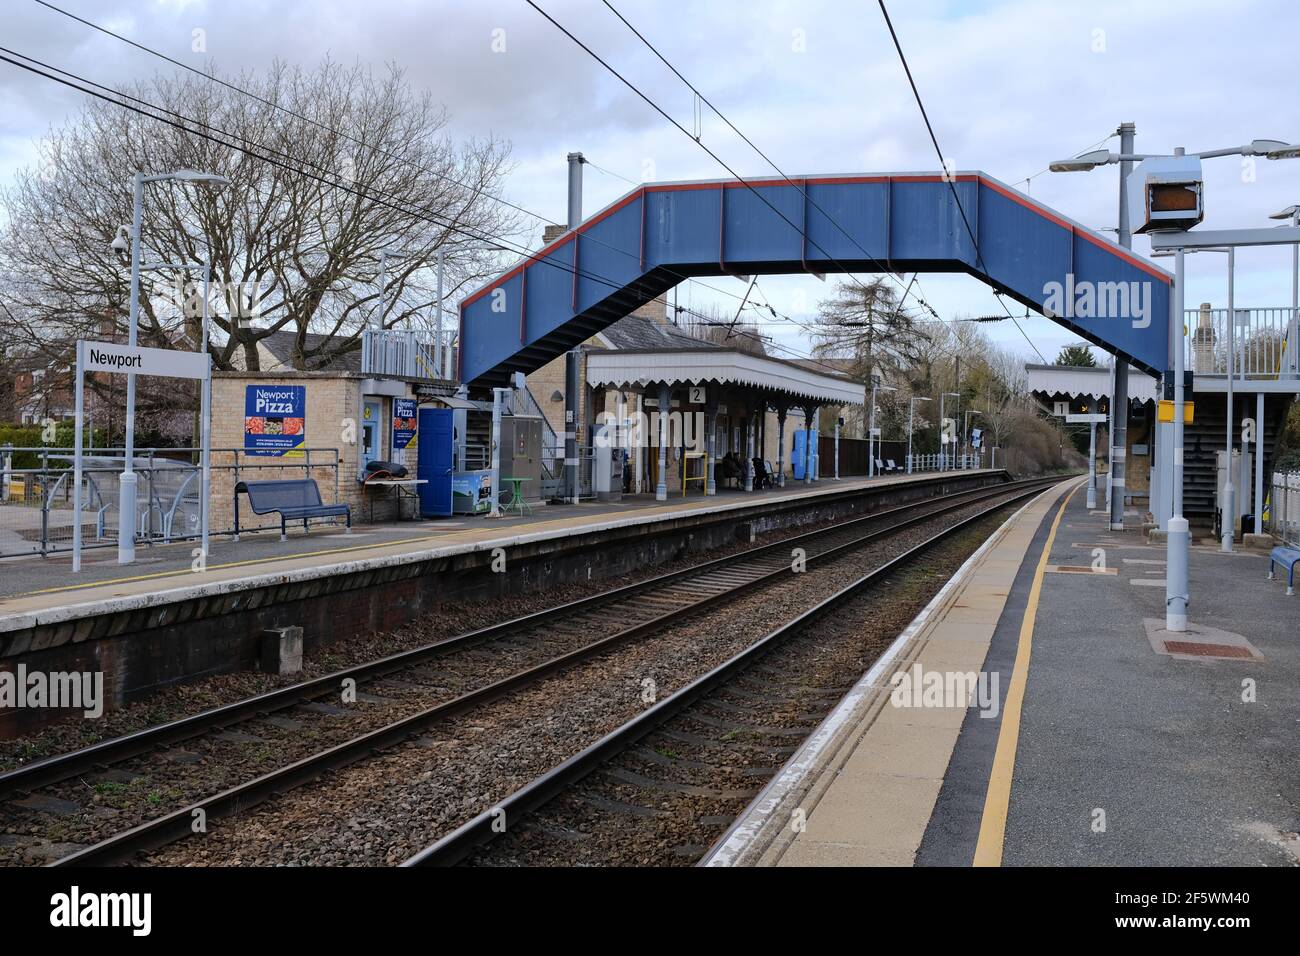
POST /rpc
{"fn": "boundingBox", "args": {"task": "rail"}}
[15,475,1045,863]
[906,452,982,473]
[403,476,1060,865]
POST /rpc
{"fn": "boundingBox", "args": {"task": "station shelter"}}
[1027,361,1159,505]
[522,293,864,501]
[584,337,864,500]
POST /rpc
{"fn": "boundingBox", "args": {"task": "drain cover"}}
[1143,618,1261,661]
[1163,641,1254,659]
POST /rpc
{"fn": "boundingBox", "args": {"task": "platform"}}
[0,470,1006,735]
[707,476,1300,867]
[0,471,992,617]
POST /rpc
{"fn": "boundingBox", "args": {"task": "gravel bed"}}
[1,487,991,866]
[1,502,882,774]
[468,513,1007,865]
[138,489,1031,866]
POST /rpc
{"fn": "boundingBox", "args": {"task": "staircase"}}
[1181,393,1292,525]
[462,414,491,471]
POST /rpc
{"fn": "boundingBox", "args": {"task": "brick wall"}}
[210,372,416,531]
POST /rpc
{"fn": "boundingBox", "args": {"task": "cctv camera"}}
[110,226,129,260]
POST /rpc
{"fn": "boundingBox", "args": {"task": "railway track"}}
[0,475,1058,866]
[404,479,1059,866]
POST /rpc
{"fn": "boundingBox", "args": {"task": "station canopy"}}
[1026,363,1160,403]
[585,347,864,408]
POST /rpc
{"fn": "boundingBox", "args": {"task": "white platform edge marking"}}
[0,472,997,635]
[701,484,1059,867]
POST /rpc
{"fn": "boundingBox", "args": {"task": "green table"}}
[501,477,533,516]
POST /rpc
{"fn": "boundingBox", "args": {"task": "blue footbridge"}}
[458,171,1172,389]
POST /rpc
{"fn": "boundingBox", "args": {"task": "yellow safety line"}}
[972,480,1080,867]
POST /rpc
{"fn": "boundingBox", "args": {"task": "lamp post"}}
[1051,136,1300,523]
[868,382,896,477]
[435,248,446,379]
[376,248,412,332]
[1270,205,1300,372]
[939,391,959,471]
[141,258,214,562]
[113,169,228,566]
[907,395,931,473]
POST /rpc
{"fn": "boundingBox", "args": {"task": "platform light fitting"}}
[1048,149,1114,173]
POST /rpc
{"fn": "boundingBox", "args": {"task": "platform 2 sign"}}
[244,385,306,457]
[392,398,417,450]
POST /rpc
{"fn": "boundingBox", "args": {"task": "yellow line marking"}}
[972,480,1080,867]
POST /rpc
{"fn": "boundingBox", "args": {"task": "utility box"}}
[1127,156,1204,234]
[500,415,543,500]
[593,421,623,502]
[1215,448,1253,536]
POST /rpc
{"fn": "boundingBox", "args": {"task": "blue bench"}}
[1268,546,1300,595]
[234,479,351,542]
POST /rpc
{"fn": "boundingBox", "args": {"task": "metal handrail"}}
[1269,471,1300,547]
[1185,306,1300,378]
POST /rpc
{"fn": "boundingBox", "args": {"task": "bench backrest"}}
[239,479,324,512]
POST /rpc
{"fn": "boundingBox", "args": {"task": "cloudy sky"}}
[3,0,1299,366]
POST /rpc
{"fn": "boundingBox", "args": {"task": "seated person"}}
[716,452,744,485]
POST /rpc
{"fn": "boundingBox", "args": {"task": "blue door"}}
[417,408,454,517]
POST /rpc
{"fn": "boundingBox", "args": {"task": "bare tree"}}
[810,277,929,385]
[0,59,522,407]
[677,303,768,356]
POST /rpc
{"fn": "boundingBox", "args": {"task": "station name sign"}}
[79,340,208,380]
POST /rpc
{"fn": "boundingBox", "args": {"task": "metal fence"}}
[1186,306,1299,379]
[0,446,340,558]
[905,452,983,473]
[360,328,441,379]
[1268,471,1300,548]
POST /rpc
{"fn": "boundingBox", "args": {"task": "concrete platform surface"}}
[0,470,991,630]
[708,476,1300,867]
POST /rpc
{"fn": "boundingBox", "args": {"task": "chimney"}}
[1192,301,1216,373]
[567,151,584,229]
[631,295,671,327]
